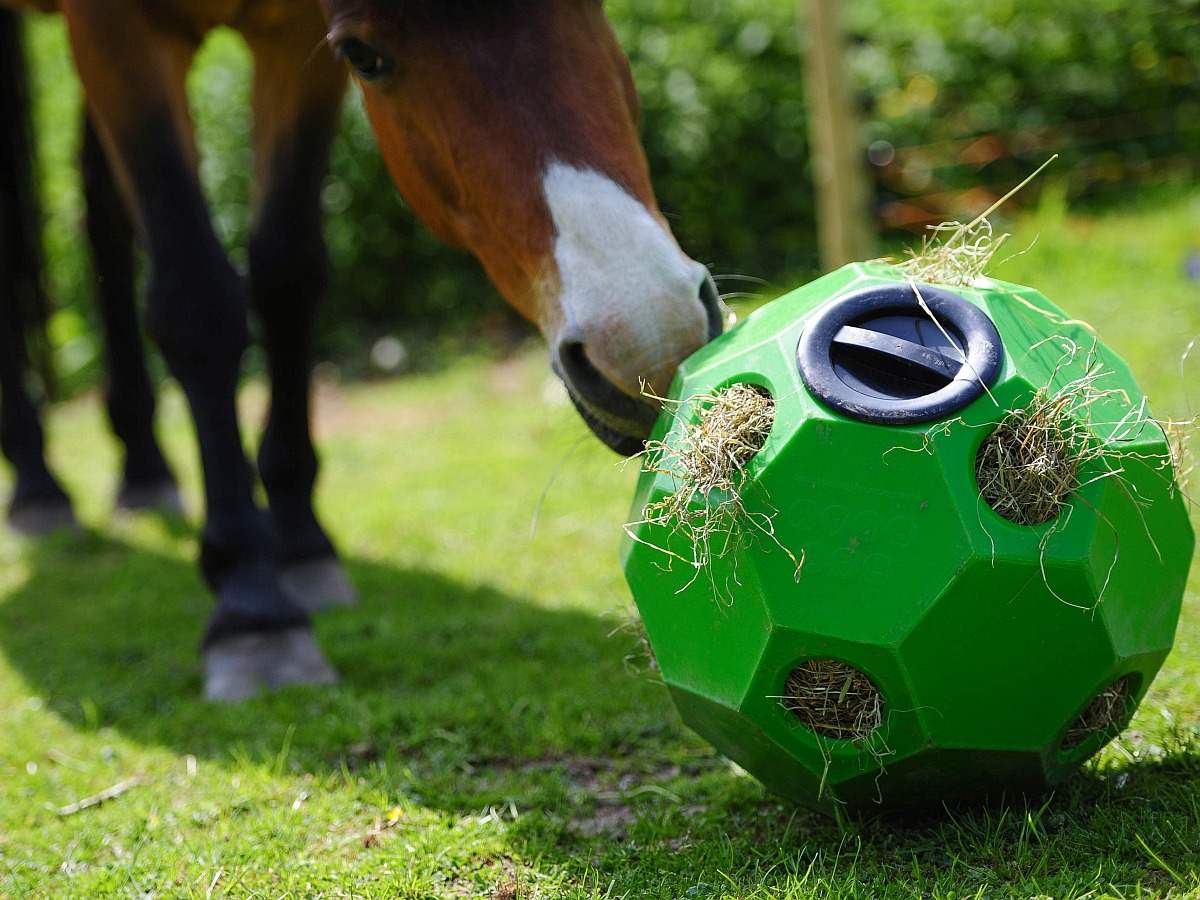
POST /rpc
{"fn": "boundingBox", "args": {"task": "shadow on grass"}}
[0,528,678,766]
[2,529,1199,894]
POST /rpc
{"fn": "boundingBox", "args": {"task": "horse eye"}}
[336,37,394,81]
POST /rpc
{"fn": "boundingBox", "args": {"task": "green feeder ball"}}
[622,262,1194,815]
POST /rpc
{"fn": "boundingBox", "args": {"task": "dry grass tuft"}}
[975,356,1147,526]
[781,660,884,742]
[897,218,1010,289]
[1061,676,1132,748]
[628,383,801,588]
[976,384,1092,526]
[653,382,776,499]
[607,607,658,676]
[891,155,1057,288]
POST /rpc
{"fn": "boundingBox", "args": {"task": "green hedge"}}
[23,1,1199,388]
[850,0,1200,223]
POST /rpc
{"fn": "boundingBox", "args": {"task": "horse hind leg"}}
[80,116,184,516]
[244,17,356,613]
[0,329,77,534]
[0,8,77,535]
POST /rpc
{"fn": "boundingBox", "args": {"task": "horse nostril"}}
[699,275,724,341]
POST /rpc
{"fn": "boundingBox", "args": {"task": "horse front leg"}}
[243,13,355,612]
[80,116,183,515]
[59,1,336,700]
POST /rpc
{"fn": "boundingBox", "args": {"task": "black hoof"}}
[279,557,359,613]
[7,497,80,536]
[116,479,186,516]
[203,626,339,702]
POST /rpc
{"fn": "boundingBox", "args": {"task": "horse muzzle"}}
[552,275,724,456]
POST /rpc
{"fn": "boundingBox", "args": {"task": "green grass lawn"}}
[1,190,1199,898]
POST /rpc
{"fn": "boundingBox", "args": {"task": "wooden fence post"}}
[802,0,874,270]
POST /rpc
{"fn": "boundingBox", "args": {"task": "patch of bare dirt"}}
[445,855,524,900]
[478,752,696,841]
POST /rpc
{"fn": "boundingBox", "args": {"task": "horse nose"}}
[551,271,723,452]
[618,270,724,399]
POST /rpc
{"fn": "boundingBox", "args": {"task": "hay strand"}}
[606,607,658,676]
[1164,418,1194,496]
[894,155,1057,288]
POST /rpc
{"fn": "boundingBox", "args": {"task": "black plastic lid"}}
[796,283,1003,425]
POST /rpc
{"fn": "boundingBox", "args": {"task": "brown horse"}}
[0,0,721,700]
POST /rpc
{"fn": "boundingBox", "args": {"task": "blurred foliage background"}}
[19,0,1200,392]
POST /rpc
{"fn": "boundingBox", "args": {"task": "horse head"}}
[320,0,722,454]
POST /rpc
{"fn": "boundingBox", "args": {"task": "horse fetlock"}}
[269,511,337,570]
[197,548,308,635]
[257,431,319,497]
[278,556,359,613]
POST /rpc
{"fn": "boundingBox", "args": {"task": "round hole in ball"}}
[1061,675,1133,750]
[974,412,1083,526]
[688,382,775,472]
[782,659,884,741]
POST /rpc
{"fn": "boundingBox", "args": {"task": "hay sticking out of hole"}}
[976,390,1088,526]
[662,382,775,494]
[965,341,1182,610]
[1061,675,1133,749]
[975,363,1125,526]
[628,383,801,587]
[897,218,1009,288]
[891,155,1057,288]
[782,660,884,742]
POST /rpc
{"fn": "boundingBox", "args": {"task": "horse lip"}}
[562,384,652,457]
[551,350,659,456]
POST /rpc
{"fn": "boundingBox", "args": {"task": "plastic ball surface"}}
[622,262,1194,815]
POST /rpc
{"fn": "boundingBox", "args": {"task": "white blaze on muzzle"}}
[541,162,711,400]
